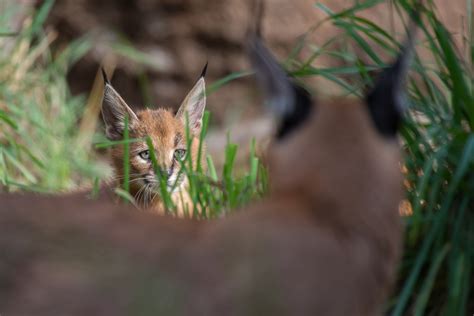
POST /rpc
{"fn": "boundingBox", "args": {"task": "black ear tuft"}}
[200,62,208,78]
[276,83,312,140]
[365,66,405,137]
[101,67,110,85]
[366,20,417,138]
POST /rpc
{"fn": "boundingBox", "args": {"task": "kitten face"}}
[124,109,197,195]
[101,71,206,209]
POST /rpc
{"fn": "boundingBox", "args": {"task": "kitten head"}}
[101,67,207,204]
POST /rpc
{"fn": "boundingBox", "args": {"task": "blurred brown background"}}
[42,0,468,167]
[42,0,467,124]
[8,0,468,166]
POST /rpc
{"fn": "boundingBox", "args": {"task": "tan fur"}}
[101,73,207,217]
[0,96,403,315]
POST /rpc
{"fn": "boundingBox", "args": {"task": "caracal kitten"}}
[101,66,207,217]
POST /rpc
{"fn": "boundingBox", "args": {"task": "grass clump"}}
[96,110,268,218]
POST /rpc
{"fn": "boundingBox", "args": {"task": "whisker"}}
[111,172,143,178]
[110,174,143,181]
[113,178,147,186]
[143,184,154,209]
[134,185,147,206]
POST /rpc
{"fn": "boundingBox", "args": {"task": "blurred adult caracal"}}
[0,22,415,315]
[101,65,207,216]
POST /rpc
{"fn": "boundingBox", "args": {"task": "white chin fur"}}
[146,173,186,194]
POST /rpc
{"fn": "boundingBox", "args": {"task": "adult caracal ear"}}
[366,21,416,138]
[0,21,415,316]
[247,8,312,140]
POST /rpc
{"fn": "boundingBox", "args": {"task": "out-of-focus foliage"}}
[0,0,106,191]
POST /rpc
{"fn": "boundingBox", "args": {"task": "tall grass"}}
[0,0,105,192]
[289,0,473,314]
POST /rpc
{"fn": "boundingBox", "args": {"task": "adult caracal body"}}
[0,23,415,315]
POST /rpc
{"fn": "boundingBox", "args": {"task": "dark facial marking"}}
[365,68,404,138]
[276,83,313,140]
[365,19,416,138]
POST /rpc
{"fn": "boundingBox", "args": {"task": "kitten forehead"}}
[130,108,184,167]
[135,108,183,140]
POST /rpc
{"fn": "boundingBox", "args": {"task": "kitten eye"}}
[174,149,186,161]
[138,150,150,161]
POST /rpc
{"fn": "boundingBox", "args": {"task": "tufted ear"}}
[176,64,207,136]
[100,69,139,140]
[247,34,312,140]
[365,22,417,138]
